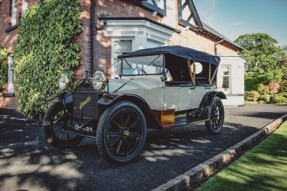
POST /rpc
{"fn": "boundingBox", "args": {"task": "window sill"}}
[5,24,19,33]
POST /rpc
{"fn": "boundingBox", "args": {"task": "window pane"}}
[113,40,132,55]
[11,0,17,25]
[222,67,230,75]
[123,55,164,75]
[222,76,229,89]
[220,66,230,92]
[22,0,28,17]
[112,40,132,77]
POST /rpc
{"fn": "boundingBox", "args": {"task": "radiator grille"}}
[73,85,100,120]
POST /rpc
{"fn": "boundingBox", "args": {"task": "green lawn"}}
[197,121,287,191]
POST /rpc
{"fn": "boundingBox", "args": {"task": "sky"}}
[193,0,287,47]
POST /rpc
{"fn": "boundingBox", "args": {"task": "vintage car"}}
[42,45,226,164]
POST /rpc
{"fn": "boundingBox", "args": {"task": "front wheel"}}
[42,102,83,148]
[96,102,147,165]
[205,97,225,134]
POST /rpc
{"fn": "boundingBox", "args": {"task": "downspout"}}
[214,39,224,56]
[91,0,96,76]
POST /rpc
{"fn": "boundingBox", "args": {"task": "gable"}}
[178,0,203,28]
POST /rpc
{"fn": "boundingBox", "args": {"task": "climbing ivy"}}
[14,0,82,117]
[0,47,7,90]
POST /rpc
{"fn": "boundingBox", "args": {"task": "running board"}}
[163,117,208,129]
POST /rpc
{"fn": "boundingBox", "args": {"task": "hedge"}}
[14,0,82,117]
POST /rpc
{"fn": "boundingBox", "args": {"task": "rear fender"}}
[98,93,162,129]
[200,91,226,108]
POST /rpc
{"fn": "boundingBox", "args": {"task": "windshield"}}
[121,55,164,76]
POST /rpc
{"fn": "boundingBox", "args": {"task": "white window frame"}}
[219,65,231,94]
[105,19,173,77]
[11,0,17,26]
[7,55,15,94]
[22,0,28,17]
[111,39,134,79]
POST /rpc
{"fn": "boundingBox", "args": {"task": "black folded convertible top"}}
[118,45,220,66]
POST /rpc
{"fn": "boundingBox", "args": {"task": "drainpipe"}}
[91,0,96,76]
[214,39,224,56]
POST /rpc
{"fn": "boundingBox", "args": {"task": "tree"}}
[234,33,287,94]
[234,33,287,74]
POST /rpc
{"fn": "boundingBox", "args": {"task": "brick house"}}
[0,0,245,109]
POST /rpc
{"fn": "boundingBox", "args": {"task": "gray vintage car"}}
[42,45,226,164]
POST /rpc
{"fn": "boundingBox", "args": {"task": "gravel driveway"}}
[0,104,286,191]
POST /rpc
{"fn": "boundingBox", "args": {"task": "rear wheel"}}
[96,102,147,165]
[205,97,224,134]
[42,102,83,148]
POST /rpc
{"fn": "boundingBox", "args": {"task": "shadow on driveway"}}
[0,104,286,190]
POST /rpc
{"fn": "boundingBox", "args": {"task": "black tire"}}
[205,97,225,134]
[96,101,147,165]
[42,102,83,148]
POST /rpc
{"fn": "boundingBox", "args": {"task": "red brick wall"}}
[0,0,40,110]
[77,0,160,79]
[0,0,16,52]
[0,0,39,52]
[76,0,92,80]
[94,0,164,78]
[0,95,18,109]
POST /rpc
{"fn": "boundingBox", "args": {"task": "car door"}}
[163,59,193,111]
[164,85,206,111]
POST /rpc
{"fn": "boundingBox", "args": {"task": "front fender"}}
[97,93,122,107]
[98,93,162,129]
[60,92,73,104]
[46,92,73,113]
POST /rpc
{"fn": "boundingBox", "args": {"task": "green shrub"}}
[279,80,287,93]
[245,70,283,91]
[245,73,267,91]
[277,92,287,99]
[282,92,287,99]
[269,81,280,95]
[245,91,261,102]
[270,95,287,104]
[0,48,7,90]
[260,94,271,103]
[257,83,269,95]
[14,0,82,117]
